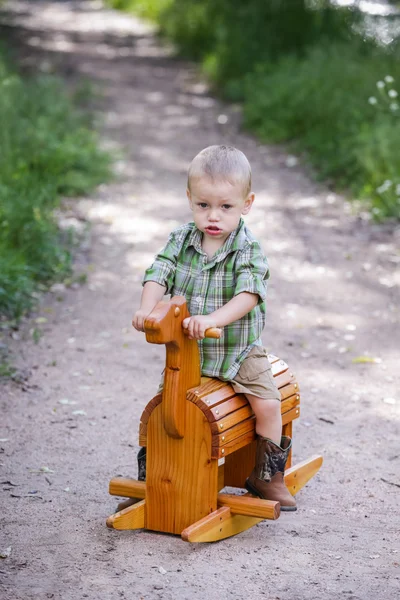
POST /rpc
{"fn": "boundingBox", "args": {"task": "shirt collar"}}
[187,219,248,262]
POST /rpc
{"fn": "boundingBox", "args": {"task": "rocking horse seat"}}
[139,354,300,460]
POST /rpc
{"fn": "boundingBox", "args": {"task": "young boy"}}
[132,145,296,510]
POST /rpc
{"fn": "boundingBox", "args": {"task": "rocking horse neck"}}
[162,336,201,439]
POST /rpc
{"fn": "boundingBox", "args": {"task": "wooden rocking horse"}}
[107,296,323,542]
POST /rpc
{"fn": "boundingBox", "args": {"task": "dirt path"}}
[1,2,399,599]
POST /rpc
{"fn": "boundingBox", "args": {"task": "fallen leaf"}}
[72,410,86,416]
[352,356,380,364]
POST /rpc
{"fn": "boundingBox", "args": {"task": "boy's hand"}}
[132,309,149,332]
[182,315,217,340]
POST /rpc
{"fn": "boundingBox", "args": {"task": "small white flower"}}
[388,89,398,98]
[376,80,385,89]
[368,96,378,105]
[390,102,399,111]
[376,180,393,194]
[384,75,394,83]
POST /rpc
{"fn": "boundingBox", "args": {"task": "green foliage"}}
[243,44,400,218]
[0,54,112,320]
[110,0,400,219]
[105,0,172,21]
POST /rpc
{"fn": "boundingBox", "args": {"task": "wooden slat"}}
[212,416,255,447]
[187,377,227,401]
[139,433,147,446]
[139,421,147,439]
[211,429,257,459]
[217,493,280,520]
[274,369,296,390]
[267,354,280,363]
[271,359,288,377]
[281,393,300,415]
[140,393,162,426]
[109,478,146,499]
[208,396,250,422]
[280,381,300,401]
[188,382,236,411]
[282,405,300,426]
[210,404,253,433]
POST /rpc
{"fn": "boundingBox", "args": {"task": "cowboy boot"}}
[137,446,146,481]
[116,447,147,511]
[245,436,297,511]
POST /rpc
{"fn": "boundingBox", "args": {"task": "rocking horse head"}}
[144,296,188,345]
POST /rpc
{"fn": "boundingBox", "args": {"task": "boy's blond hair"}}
[187,145,252,197]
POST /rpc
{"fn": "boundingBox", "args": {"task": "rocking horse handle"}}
[183,327,222,339]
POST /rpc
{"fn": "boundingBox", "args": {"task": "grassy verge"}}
[106,0,400,220]
[0,51,112,323]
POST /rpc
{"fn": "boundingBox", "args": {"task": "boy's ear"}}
[242,192,255,215]
[186,188,193,209]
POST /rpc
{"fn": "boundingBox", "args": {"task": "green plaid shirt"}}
[143,219,270,380]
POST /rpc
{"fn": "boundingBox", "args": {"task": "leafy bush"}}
[105,0,400,219]
[0,55,112,320]
[243,44,400,217]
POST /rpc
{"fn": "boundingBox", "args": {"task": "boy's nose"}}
[208,209,220,221]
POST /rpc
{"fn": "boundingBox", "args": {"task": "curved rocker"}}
[107,296,323,542]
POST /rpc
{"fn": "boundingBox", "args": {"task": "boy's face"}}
[187,176,254,245]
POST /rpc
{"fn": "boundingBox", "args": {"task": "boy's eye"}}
[198,202,208,208]
[222,204,232,210]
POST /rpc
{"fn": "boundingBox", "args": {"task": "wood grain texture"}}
[109,478,146,499]
[146,402,218,534]
[106,499,146,530]
[212,416,256,447]
[181,506,263,543]
[144,296,201,438]
[282,405,300,426]
[211,429,257,459]
[285,455,323,496]
[223,440,257,488]
[217,493,280,520]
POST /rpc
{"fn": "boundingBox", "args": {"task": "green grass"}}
[106,0,400,220]
[0,53,113,321]
[243,43,400,218]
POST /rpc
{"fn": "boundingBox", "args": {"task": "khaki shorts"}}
[157,346,280,401]
[230,346,281,401]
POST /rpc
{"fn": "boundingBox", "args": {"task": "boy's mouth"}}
[205,226,222,235]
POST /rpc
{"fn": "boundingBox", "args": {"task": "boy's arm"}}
[183,292,258,339]
[132,281,167,332]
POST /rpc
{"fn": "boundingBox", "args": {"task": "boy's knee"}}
[246,395,281,418]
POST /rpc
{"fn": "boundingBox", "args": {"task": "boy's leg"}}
[246,395,282,445]
[230,347,296,510]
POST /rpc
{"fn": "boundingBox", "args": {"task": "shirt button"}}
[195,296,202,303]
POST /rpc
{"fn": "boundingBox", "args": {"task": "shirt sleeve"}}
[234,243,270,302]
[142,231,180,294]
